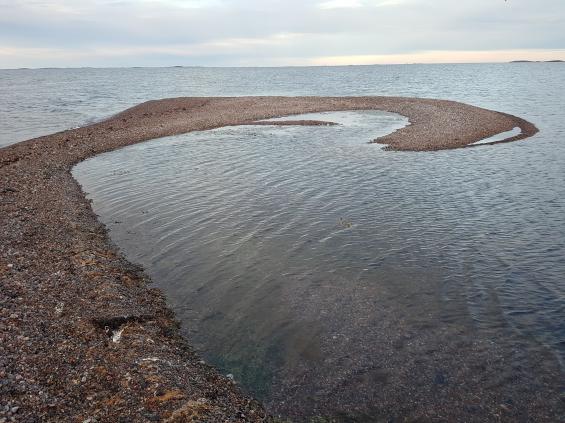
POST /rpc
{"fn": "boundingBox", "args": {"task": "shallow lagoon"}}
[74,103,565,418]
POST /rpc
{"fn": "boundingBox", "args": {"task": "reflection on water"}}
[472,126,521,145]
[74,108,565,419]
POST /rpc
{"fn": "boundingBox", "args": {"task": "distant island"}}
[510,60,564,63]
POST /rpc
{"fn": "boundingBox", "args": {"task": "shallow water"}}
[4,63,565,419]
[75,106,565,417]
[472,126,521,145]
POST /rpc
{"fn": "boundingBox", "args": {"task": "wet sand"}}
[0,96,555,422]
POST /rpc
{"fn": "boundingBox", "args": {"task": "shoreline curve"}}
[0,97,543,422]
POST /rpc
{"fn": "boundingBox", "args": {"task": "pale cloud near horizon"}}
[318,0,363,9]
[0,0,564,68]
[318,0,404,9]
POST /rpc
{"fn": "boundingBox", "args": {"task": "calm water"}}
[4,64,565,419]
[1,63,563,147]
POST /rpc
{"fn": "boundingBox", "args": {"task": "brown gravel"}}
[0,97,543,422]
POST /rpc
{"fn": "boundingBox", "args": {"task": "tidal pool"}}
[73,110,565,420]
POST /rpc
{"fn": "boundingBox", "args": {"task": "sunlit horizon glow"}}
[0,0,563,68]
[1,47,564,69]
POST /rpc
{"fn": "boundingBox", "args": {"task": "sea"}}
[2,64,564,420]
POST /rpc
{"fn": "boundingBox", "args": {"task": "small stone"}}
[55,303,64,317]
[433,371,447,386]
[7,264,13,269]
[226,373,234,380]
[10,407,18,414]
[142,412,159,421]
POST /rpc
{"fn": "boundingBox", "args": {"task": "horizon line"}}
[2,60,563,71]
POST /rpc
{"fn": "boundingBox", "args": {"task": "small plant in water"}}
[338,217,353,229]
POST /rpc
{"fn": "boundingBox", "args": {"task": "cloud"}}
[318,0,363,9]
[0,0,563,67]
[318,0,404,9]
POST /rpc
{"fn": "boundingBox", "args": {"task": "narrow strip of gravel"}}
[0,97,541,422]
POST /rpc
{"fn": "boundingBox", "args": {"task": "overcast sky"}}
[1,0,564,68]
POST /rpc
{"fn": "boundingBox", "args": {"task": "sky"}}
[0,0,564,68]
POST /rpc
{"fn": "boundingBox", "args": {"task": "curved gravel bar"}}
[0,97,547,422]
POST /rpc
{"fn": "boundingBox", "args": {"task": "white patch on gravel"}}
[112,328,124,343]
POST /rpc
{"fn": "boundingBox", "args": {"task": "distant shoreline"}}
[1,61,563,71]
[510,59,564,63]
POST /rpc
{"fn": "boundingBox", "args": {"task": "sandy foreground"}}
[0,97,559,422]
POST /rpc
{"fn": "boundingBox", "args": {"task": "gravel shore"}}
[0,97,546,422]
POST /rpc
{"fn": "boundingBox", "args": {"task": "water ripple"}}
[74,103,565,417]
